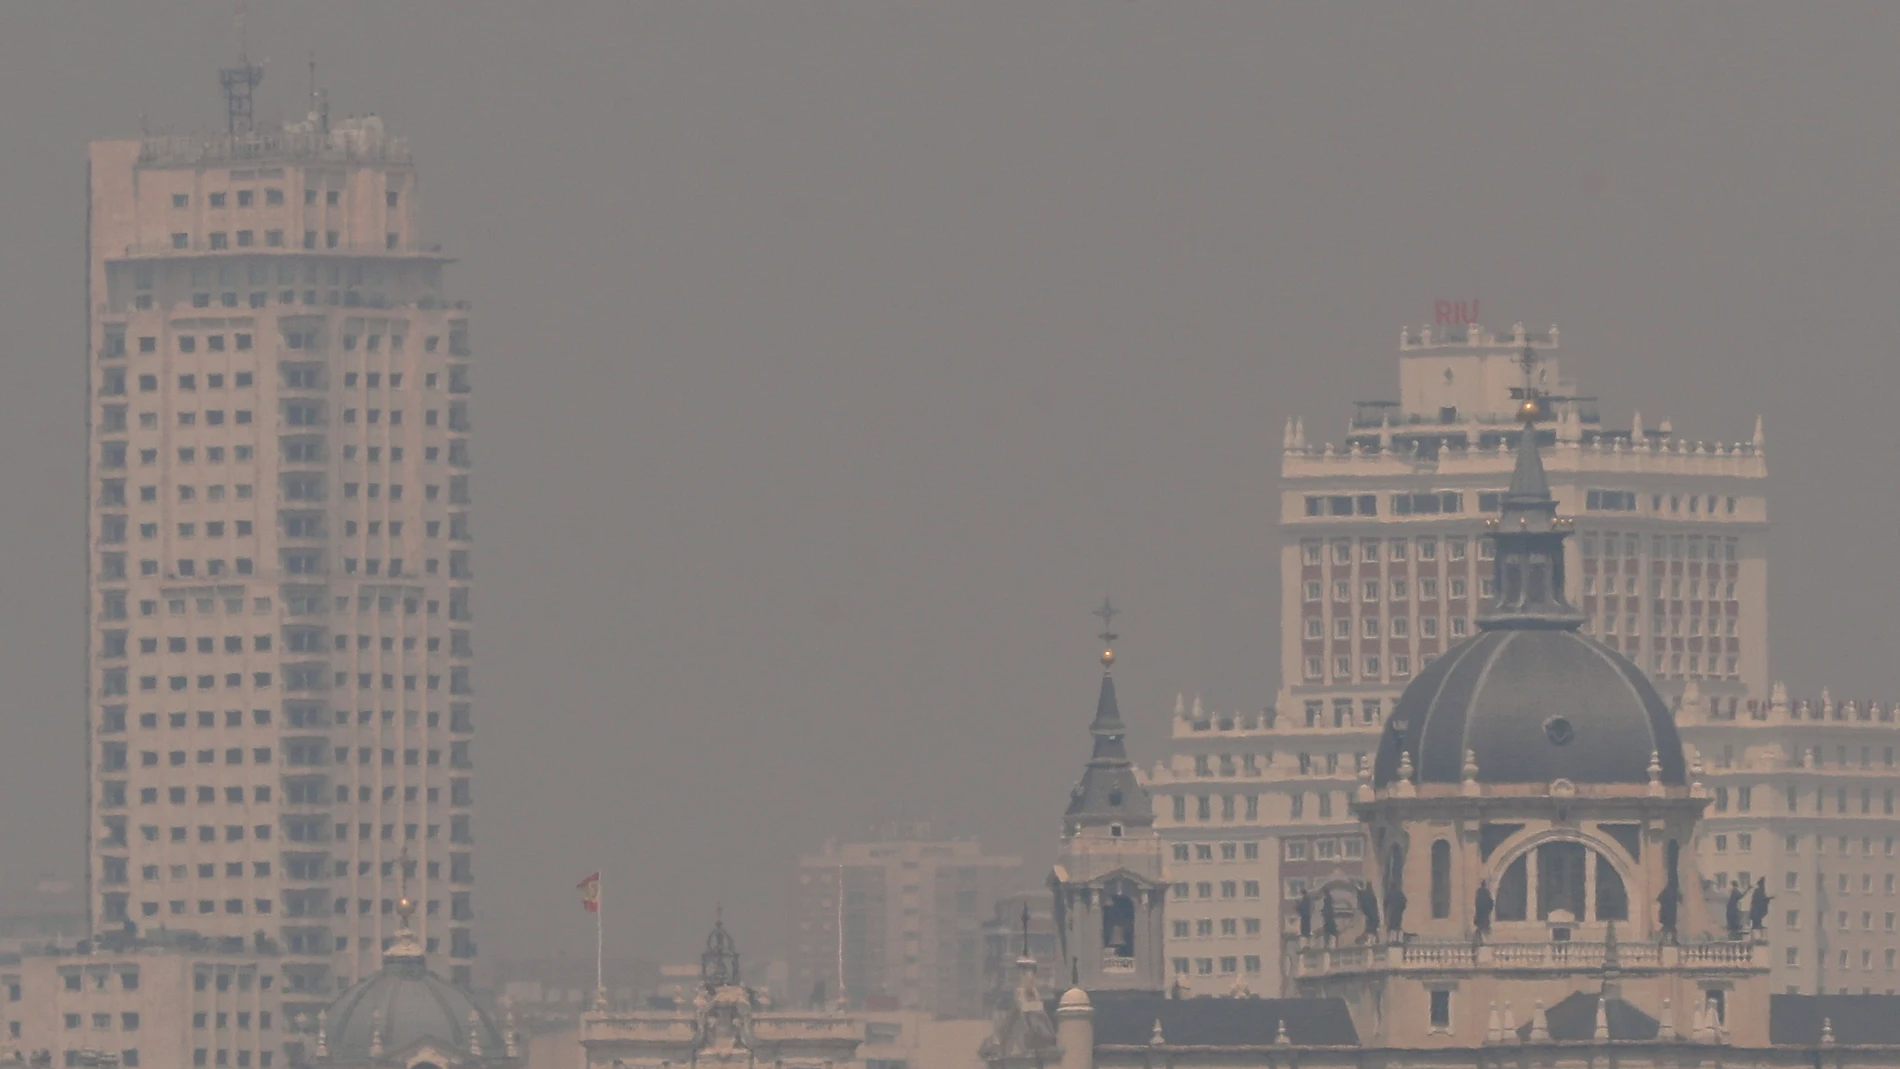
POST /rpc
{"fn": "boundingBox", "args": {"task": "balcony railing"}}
[1296,936,1760,977]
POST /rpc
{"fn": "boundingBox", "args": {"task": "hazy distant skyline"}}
[6,2,1900,971]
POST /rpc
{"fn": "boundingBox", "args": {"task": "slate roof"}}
[1770,994,1900,1045]
[1374,628,1686,787]
[1063,673,1155,830]
[1081,991,1359,1047]
[1516,990,1659,1042]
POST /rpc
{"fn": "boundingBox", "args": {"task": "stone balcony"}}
[1294,936,1762,980]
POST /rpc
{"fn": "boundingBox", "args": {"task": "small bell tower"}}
[1049,600,1167,992]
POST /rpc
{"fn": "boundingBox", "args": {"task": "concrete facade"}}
[791,828,1020,1016]
[1681,684,1900,996]
[85,109,478,1025]
[2,940,287,1069]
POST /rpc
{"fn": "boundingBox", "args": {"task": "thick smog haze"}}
[4,1,1899,974]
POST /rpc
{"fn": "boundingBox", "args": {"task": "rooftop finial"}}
[1094,596,1119,670]
[1514,343,1543,425]
[384,847,424,965]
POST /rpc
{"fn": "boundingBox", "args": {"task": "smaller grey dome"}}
[323,931,505,1061]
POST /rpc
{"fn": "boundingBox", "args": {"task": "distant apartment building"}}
[2,936,288,1069]
[1682,684,1900,997]
[979,892,1058,1010]
[1147,697,1365,997]
[1152,321,1769,995]
[86,81,478,1024]
[791,826,1020,1017]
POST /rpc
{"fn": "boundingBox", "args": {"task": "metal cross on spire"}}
[1093,596,1119,646]
[1511,343,1545,425]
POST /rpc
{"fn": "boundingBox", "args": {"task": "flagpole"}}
[595,873,605,1006]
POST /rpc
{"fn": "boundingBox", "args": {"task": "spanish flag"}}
[579,872,601,913]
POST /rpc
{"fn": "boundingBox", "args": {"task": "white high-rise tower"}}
[85,85,478,1021]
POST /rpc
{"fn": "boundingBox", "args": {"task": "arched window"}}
[1492,839,1629,923]
[1526,560,1548,603]
[1430,840,1452,919]
[1101,893,1135,958]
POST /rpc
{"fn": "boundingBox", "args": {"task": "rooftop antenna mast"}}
[220,0,263,136]
[308,52,329,133]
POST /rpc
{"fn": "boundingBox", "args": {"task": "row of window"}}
[1306,613,1465,640]
[1170,879,1263,900]
[1304,699,1381,727]
[101,670,271,694]
[1170,955,1263,976]
[108,334,256,356]
[1575,614,1738,637]
[1581,532,1740,560]
[63,1010,270,1035]
[168,228,401,252]
[121,746,274,766]
[1303,491,1743,519]
[1582,575,1739,598]
[1283,836,1364,861]
[169,186,386,209]
[1170,917,1266,938]
[1187,752,1268,776]
[1304,576,1478,603]
[133,819,461,846]
[1166,791,1349,822]
[1305,532,1741,566]
[1788,948,1900,975]
[100,403,460,433]
[1651,652,1741,679]
[100,707,271,732]
[103,636,465,668]
[1304,653,1418,681]
[1753,786,1900,816]
[105,444,254,466]
[293,744,472,768]
[109,783,462,810]
[1304,537,1475,565]
[1183,750,1368,780]
[101,588,464,622]
[1586,491,1739,516]
[1170,842,1263,863]
[102,517,460,547]
[106,743,467,776]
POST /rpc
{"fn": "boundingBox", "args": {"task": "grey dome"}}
[323,940,505,1060]
[1373,628,1685,788]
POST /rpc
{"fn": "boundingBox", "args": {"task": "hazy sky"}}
[4,2,1900,973]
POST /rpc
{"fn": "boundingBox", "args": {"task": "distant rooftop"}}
[137,114,409,168]
[1400,321,1559,351]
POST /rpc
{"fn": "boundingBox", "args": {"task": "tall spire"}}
[1064,600,1152,832]
[1479,346,1582,630]
[1086,598,1128,762]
